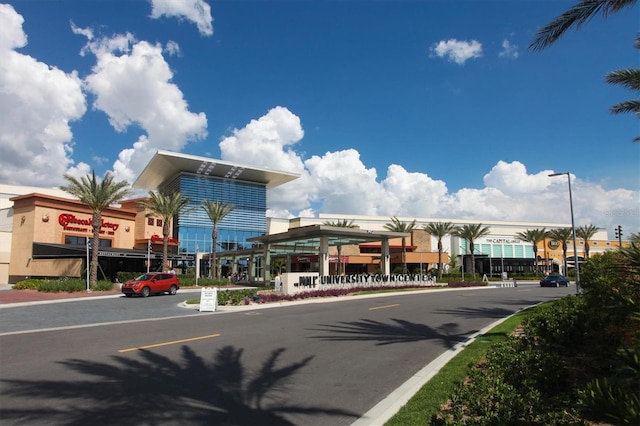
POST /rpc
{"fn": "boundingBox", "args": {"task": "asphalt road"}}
[0,285,572,425]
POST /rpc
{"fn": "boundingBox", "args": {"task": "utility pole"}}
[614,225,623,248]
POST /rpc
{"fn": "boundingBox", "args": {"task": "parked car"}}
[540,274,569,287]
[122,272,180,297]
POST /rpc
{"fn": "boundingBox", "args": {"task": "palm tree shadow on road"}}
[0,346,358,425]
[309,318,472,349]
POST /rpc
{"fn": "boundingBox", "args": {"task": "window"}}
[64,235,112,247]
[148,217,154,226]
[157,219,163,227]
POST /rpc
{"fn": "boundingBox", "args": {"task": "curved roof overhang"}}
[133,150,300,191]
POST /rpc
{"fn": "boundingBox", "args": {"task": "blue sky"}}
[1,0,638,236]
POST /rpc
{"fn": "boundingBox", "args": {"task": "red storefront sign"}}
[58,213,119,235]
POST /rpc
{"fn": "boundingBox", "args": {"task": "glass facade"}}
[163,173,267,255]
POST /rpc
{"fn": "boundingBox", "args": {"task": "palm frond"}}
[530,0,637,52]
[606,68,640,91]
[609,99,640,114]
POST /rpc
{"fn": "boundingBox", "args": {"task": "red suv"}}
[122,272,180,297]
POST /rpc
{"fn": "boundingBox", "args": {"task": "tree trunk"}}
[212,227,218,279]
[90,212,101,288]
[470,241,476,280]
[437,240,443,279]
[163,221,170,272]
[402,238,407,274]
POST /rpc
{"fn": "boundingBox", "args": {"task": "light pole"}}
[549,172,580,294]
[460,246,465,282]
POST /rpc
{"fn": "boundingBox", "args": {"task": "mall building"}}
[0,151,623,285]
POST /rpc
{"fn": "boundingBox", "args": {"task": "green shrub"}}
[36,279,86,293]
[217,289,255,305]
[92,280,115,291]
[117,271,142,283]
[12,279,40,290]
[13,278,114,293]
[179,276,230,287]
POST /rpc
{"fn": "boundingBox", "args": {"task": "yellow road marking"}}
[118,333,221,353]
[368,303,400,311]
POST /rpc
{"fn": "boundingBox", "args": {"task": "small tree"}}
[61,171,131,288]
[139,192,191,272]
[423,221,455,279]
[202,200,235,279]
[516,228,549,276]
[548,228,574,276]
[576,224,600,259]
[384,217,416,274]
[453,224,491,281]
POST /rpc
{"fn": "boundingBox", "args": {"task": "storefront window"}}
[64,235,112,247]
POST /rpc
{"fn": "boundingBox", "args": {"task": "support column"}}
[319,236,329,276]
[263,244,271,284]
[381,239,391,276]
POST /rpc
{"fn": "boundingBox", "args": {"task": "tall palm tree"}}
[530,0,639,141]
[515,228,548,276]
[323,219,357,275]
[139,192,191,272]
[606,39,640,142]
[576,224,600,259]
[453,223,491,281]
[61,171,131,288]
[548,228,574,276]
[202,200,235,279]
[423,221,455,279]
[384,216,416,274]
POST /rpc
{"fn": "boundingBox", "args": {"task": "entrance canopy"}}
[248,224,409,255]
[244,224,410,278]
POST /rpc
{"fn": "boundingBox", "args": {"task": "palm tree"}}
[61,171,131,288]
[323,219,358,275]
[576,224,600,259]
[139,192,191,272]
[202,200,235,279]
[384,217,416,274]
[423,221,455,279]
[515,228,548,276]
[323,219,357,228]
[530,0,639,141]
[453,224,491,281]
[548,228,574,276]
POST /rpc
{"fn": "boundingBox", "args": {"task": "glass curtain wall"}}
[163,173,267,255]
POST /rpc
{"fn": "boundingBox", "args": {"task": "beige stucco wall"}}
[9,194,138,281]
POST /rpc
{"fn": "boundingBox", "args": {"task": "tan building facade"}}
[6,192,186,284]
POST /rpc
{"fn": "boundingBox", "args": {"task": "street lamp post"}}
[549,172,580,294]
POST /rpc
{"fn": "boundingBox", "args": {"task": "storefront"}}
[7,193,191,283]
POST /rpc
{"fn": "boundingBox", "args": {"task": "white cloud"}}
[219,106,311,210]
[218,108,640,234]
[430,39,483,65]
[498,39,519,59]
[79,33,208,183]
[483,161,552,196]
[70,20,93,41]
[0,4,87,187]
[165,40,181,56]
[149,0,214,36]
